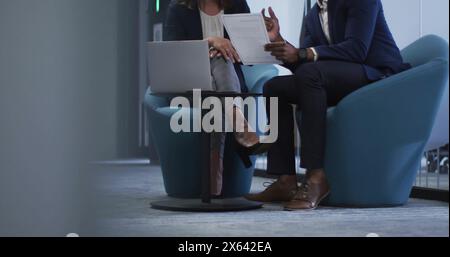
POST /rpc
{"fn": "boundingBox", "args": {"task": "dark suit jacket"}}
[302,0,411,81]
[164,0,251,92]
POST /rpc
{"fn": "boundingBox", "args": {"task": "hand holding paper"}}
[222,13,282,65]
[265,41,301,64]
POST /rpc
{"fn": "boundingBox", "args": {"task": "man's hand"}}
[265,41,299,64]
[262,7,282,42]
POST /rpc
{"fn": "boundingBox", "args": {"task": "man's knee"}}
[263,76,282,97]
[294,62,322,84]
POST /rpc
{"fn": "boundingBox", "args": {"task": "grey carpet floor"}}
[91,164,449,237]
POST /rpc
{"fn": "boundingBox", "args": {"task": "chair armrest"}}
[241,65,279,94]
[339,58,448,113]
[144,87,169,111]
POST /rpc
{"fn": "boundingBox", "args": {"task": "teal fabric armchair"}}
[145,65,278,198]
[320,35,449,207]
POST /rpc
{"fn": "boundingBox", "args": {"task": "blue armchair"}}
[145,65,278,198]
[318,35,449,207]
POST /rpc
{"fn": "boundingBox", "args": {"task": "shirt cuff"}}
[310,47,319,62]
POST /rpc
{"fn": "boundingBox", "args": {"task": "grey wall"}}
[0,0,139,236]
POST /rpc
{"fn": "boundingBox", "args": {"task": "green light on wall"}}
[156,0,160,13]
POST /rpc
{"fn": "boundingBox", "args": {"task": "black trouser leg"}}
[264,76,299,176]
[264,61,370,174]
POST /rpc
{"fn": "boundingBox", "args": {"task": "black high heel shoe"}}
[234,131,272,156]
[232,107,273,156]
[236,143,253,169]
[243,141,273,156]
[234,135,273,169]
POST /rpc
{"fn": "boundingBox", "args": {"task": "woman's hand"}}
[209,49,222,59]
[262,7,282,42]
[207,37,241,63]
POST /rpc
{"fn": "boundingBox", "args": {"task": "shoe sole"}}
[244,198,285,204]
[245,197,294,204]
[283,191,331,211]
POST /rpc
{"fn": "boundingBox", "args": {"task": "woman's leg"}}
[211,57,265,151]
[209,57,240,196]
[210,132,226,196]
[210,57,241,93]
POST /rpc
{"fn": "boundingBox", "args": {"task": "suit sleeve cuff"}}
[310,47,319,62]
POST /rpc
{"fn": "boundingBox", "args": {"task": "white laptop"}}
[147,40,213,93]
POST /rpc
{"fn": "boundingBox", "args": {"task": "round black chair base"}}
[151,198,263,212]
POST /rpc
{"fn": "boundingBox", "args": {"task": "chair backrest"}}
[401,35,449,68]
[400,35,449,150]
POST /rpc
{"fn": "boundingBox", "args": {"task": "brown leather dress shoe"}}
[245,180,298,203]
[283,179,330,211]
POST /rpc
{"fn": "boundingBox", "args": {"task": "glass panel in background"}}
[255,154,306,175]
[416,145,449,190]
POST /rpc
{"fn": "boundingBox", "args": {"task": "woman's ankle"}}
[232,106,256,133]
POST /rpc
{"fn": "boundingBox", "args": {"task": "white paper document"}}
[222,13,282,65]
